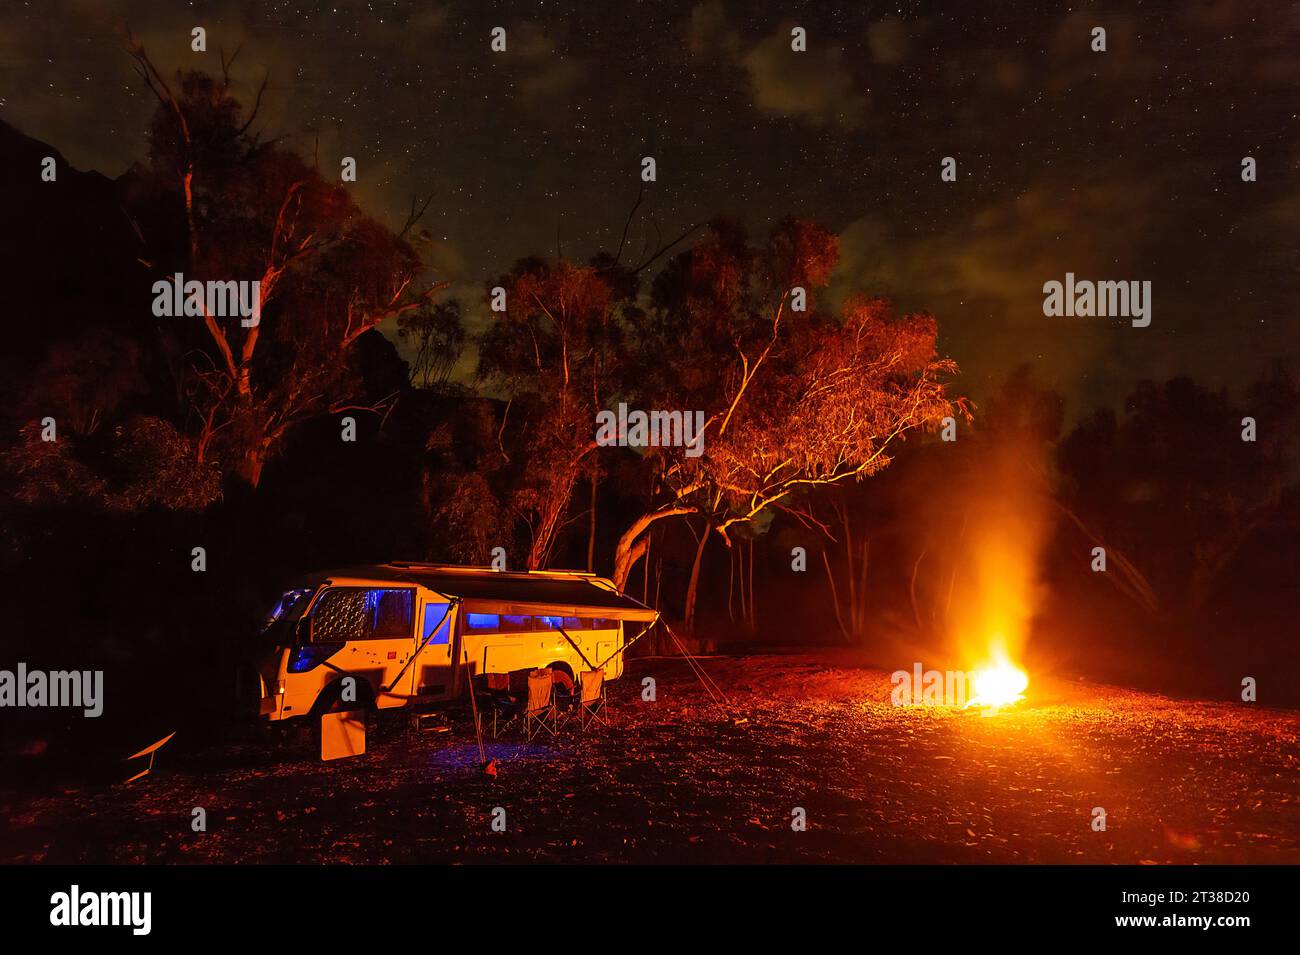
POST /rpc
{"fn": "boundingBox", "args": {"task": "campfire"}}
[965,653,1029,709]
[945,440,1045,712]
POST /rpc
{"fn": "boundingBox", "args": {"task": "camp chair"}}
[574,669,608,731]
[522,669,557,740]
[474,672,519,739]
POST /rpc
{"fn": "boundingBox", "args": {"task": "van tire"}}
[310,677,378,718]
[307,679,379,751]
[547,661,575,682]
[547,662,578,710]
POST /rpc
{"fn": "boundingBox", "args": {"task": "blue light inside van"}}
[466,613,500,630]
[288,645,326,673]
[423,603,451,644]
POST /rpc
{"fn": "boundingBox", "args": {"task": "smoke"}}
[943,430,1052,669]
[877,367,1059,672]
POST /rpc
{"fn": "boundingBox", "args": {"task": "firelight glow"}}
[965,656,1029,709]
[944,435,1046,712]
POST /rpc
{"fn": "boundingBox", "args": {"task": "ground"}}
[2,654,1297,864]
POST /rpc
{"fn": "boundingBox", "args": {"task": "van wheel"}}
[310,678,378,717]
[547,662,577,709]
[547,661,575,682]
[308,681,378,751]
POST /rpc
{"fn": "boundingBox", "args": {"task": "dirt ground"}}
[2,654,1297,864]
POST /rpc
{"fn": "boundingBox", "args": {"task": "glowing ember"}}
[965,658,1029,709]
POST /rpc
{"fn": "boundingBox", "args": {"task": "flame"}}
[941,435,1045,711]
[965,655,1029,708]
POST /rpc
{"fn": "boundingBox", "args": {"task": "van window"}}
[261,588,313,634]
[463,613,616,635]
[536,616,593,631]
[310,588,414,643]
[465,613,535,634]
[422,602,452,645]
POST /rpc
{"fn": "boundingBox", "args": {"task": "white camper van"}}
[253,562,658,722]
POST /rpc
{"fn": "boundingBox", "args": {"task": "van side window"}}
[536,616,594,631]
[464,614,612,635]
[310,588,414,642]
[422,602,452,645]
[465,613,536,634]
[466,613,500,632]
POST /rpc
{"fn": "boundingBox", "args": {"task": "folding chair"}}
[522,669,557,740]
[575,668,608,730]
[475,672,519,739]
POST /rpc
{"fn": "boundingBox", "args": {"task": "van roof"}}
[299,562,659,622]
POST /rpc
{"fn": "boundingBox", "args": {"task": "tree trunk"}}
[727,544,737,623]
[612,507,693,589]
[736,538,748,625]
[683,519,710,634]
[746,537,755,631]
[586,460,598,572]
[526,461,583,570]
[236,439,270,488]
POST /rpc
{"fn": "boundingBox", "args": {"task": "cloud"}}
[508,22,587,106]
[867,19,910,66]
[990,58,1028,93]
[687,0,741,58]
[1045,11,1153,91]
[684,6,867,130]
[828,168,1174,410]
[741,26,867,129]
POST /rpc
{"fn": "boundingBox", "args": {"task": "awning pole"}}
[595,617,657,671]
[465,650,486,763]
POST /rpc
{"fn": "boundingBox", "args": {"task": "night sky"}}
[4,0,1297,414]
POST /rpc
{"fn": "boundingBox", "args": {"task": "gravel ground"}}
[2,654,1297,863]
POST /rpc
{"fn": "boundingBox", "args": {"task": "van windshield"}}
[259,588,314,644]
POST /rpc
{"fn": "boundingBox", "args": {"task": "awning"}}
[323,564,659,623]
[458,598,657,621]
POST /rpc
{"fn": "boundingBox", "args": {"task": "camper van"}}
[253,563,658,722]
